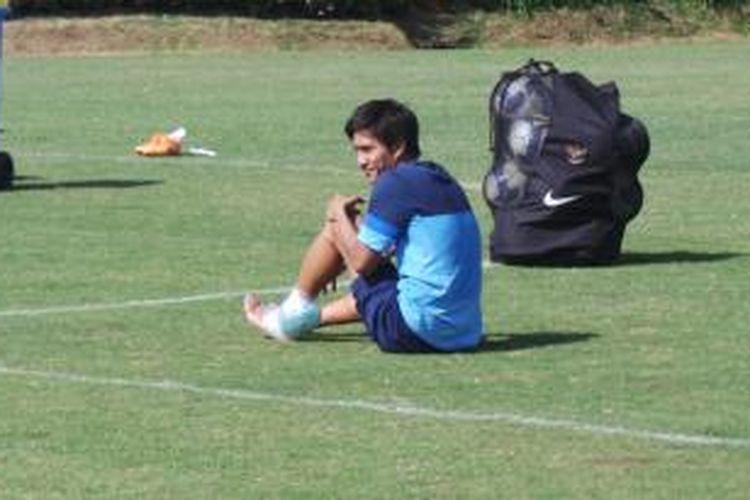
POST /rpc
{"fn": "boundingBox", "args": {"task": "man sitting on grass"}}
[244,98,483,353]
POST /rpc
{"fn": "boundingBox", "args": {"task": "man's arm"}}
[326,195,382,276]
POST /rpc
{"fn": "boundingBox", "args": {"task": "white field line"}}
[0,286,290,318]
[0,263,496,319]
[0,363,748,450]
[17,151,349,176]
[19,152,484,187]
[18,151,267,167]
[459,181,482,192]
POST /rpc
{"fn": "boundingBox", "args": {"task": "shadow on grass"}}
[489,251,745,269]
[13,175,45,181]
[299,332,364,343]
[10,177,164,191]
[479,332,598,353]
[617,251,745,266]
[300,331,599,354]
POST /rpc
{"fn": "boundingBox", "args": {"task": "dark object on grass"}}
[483,59,649,266]
[0,150,13,191]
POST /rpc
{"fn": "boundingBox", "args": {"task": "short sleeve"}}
[357,170,413,254]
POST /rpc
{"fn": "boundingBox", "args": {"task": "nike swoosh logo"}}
[543,190,582,208]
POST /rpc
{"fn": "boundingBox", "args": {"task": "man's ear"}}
[392,142,407,163]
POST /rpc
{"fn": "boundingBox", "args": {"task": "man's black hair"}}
[344,99,421,160]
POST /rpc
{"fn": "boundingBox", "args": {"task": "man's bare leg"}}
[245,221,355,339]
[294,224,347,299]
[320,294,360,326]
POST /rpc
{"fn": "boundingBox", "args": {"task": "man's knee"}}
[321,220,337,245]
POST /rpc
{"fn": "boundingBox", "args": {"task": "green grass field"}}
[1,41,749,498]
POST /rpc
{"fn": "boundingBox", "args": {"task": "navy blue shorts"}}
[351,263,438,354]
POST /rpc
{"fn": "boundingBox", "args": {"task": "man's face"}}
[351,131,403,184]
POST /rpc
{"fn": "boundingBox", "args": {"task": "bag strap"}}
[522,59,557,76]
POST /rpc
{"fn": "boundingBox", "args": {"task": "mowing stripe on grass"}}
[1,363,748,450]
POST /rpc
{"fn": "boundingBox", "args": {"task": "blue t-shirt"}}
[358,161,483,351]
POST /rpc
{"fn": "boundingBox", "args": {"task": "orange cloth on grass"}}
[135,133,182,156]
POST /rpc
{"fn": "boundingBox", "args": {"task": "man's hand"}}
[327,194,364,223]
[323,194,380,277]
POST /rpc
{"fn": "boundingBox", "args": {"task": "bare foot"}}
[243,294,289,342]
[243,293,265,329]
